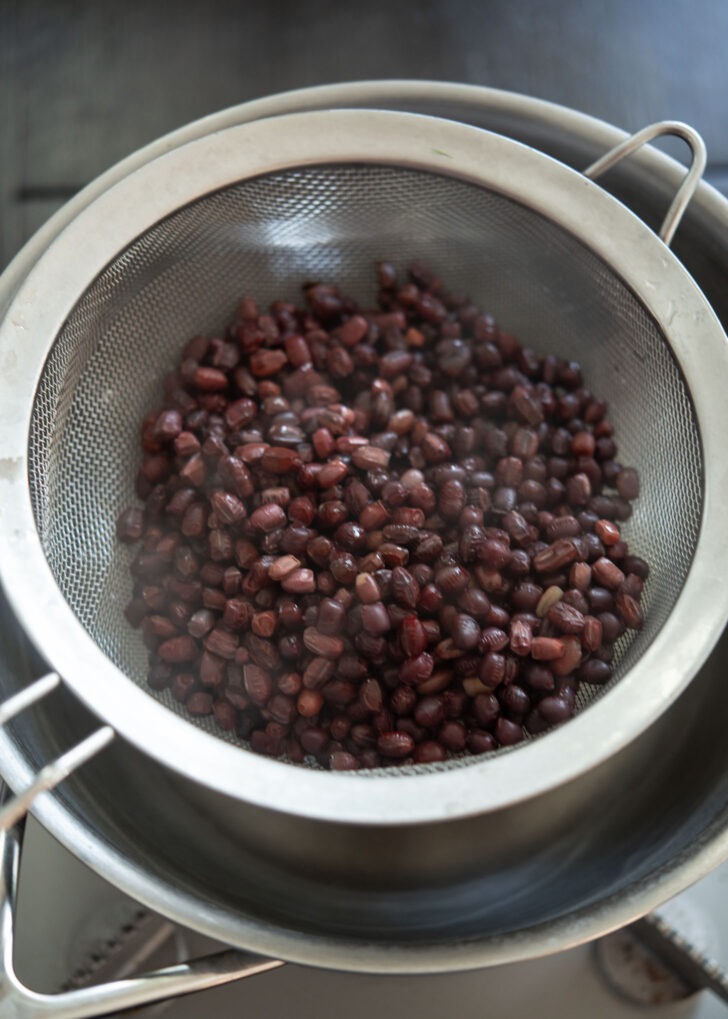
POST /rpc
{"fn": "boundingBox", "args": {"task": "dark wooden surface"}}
[2,0,728,270]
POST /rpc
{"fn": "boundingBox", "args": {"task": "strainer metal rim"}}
[1,108,728,825]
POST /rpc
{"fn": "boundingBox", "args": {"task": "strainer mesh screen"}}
[27,164,703,771]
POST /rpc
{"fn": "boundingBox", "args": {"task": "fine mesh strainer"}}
[1,109,728,829]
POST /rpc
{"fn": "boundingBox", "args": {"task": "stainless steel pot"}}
[1,80,728,1016]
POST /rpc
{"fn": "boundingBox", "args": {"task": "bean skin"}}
[413,741,448,763]
[414,696,445,729]
[377,731,415,758]
[582,615,603,652]
[450,613,481,650]
[531,636,564,661]
[579,659,612,685]
[158,636,198,664]
[538,696,573,724]
[616,467,640,499]
[615,590,644,630]
[400,617,428,657]
[400,652,435,686]
[494,718,524,746]
[592,557,626,590]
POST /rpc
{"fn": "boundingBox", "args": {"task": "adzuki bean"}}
[120,262,649,769]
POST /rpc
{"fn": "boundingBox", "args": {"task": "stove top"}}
[10,816,728,1018]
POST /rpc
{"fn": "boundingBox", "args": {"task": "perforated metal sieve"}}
[1,109,728,829]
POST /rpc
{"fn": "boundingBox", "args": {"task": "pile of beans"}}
[118,261,649,771]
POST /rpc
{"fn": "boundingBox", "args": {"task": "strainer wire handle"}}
[0,794,284,1018]
[583,121,707,246]
[0,673,115,834]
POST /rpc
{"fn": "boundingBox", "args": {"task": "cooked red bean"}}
[316,597,346,635]
[438,720,467,751]
[582,615,603,652]
[351,445,391,471]
[551,636,583,677]
[210,491,246,526]
[261,446,300,475]
[174,431,201,457]
[570,562,592,591]
[531,636,564,661]
[302,657,335,690]
[330,751,361,771]
[400,652,435,686]
[623,554,650,580]
[335,521,367,551]
[377,731,414,758]
[116,506,145,543]
[204,628,238,660]
[595,519,621,546]
[494,718,524,746]
[250,504,286,532]
[615,590,644,630]
[616,467,640,500]
[533,540,578,573]
[300,727,329,755]
[509,619,532,656]
[244,664,273,705]
[578,659,613,685]
[413,741,448,763]
[538,696,573,724]
[598,611,623,644]
[186,691,213,716]
[250,349,287,378]
[592,557,626,590]
[268,555,300,581]
[479,651,506,687]
[545,516,581,542]
[450,613,481,651]
[400,617,427,658]
[213,700,238,730]
[500,684,530,717]
[158,635,198,664]
[412,696,444,729]
[524,663,555,691]
[354,572,380,605]
[193,366,228,391]
[122,263,648,768]
[361,602,392,635]
[620,573,644,599]
[281,568,316,594]
[199,651,226,686]
[434,564,470,596]
[477,627,507,653]
[303,627,344,659]
[547,601,586,635]
[391,566,420,609]
[187,609,216,639]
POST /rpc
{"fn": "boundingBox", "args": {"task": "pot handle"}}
[583,121,707,246]
[0,816,284,1019]
[0,678,285,1017]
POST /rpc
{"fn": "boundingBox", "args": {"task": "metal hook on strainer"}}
[584,120,707,245]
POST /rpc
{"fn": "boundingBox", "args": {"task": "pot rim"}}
[1,735,726,973]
